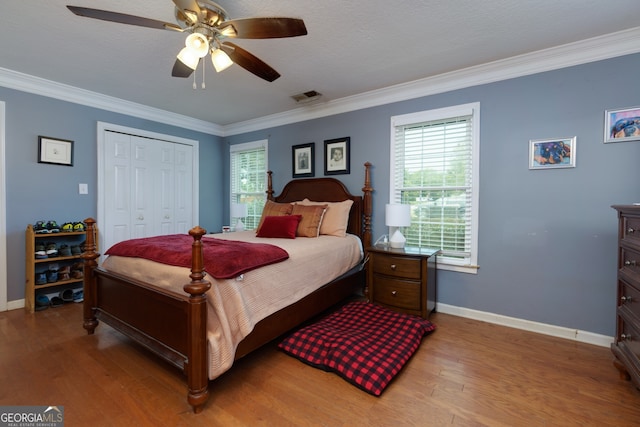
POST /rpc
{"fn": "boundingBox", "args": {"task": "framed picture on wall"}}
[604,106,640,143]
[324,137,350,175]
[38,136,74,166]
[292,143,314,178]
[529,137,576,170]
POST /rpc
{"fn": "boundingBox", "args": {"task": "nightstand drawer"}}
[372,276,421,310]
[372,255,421,280]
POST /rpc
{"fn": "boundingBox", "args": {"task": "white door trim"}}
[97,122,200,254]
[0,101,7,311]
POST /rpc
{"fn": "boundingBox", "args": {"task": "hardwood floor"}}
[1,303,639,426]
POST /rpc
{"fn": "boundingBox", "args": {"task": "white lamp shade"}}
[231,203,248,218]
[176,47,199,70]
[386,204,410,248]
[185,33,210,58]
[211,48,233,72]
[385,204,411,227]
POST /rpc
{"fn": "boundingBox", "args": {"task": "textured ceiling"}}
[1,0,640,127]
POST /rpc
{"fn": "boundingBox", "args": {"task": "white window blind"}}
[391,103,479,272]
[230,140,268,230]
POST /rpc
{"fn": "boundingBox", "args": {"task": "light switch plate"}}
[79,183,88,194]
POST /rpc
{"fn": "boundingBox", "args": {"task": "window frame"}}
[390,102,480,274]
[230,139,268,231]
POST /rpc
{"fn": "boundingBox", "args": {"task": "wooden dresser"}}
[366,246,439,319]
[612,205,640,388]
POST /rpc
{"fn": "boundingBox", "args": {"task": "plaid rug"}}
[278,301,436,396]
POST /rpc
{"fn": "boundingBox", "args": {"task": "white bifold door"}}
[101,129,195,254]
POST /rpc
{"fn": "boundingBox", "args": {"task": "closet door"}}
[174,143,193,234]
[156,141,175,235]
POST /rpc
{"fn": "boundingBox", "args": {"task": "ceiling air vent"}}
[291,90,322,104]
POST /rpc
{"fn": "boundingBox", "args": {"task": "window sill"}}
[437,263,479,274]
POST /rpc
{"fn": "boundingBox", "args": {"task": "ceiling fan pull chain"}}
[192,62,197,90]
[202,60,206,89]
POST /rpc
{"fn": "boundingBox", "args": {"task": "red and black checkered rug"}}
[278,301,436,396]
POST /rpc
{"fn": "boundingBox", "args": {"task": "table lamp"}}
[231,203,248,232]
[385,204,411,248]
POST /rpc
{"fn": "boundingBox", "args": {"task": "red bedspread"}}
[105,234,289,279]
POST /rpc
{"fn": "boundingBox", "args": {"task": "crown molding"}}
[223,26,640,136]
[1,27,639,138]
[0,68,224,136]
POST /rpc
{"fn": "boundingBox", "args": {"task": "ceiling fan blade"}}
[219,18,307,39]
[67,6,182,31]
[172,0,202,14]
[171,58,195,78]
[221,42,280,82]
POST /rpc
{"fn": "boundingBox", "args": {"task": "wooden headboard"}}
[266,162,372,247]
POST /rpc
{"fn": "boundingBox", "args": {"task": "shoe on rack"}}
[47,270,58,283]
[60,289,74,302]
[61,222,74,233]
[73,290,84,303]
[58,244,72,257]
[46,220,60,233]
[45,242,58,257]
[58,266,71,281]
[71,245,82,256]
[50,296,64,307]
[73,222,85,232]
[35,272,48,285]
[34,221,49,233]
[35,294,50,311]
[35,243,47,259]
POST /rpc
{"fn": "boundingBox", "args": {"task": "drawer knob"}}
[621,295,633,303]
[624,260,637,267]
[629,227,636,234]
[621,333,632,341]
[391,290,397,296]
[390,264,397,270]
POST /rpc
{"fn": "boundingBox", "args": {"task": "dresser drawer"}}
[617,317,640,367]
[620,247,640,277]
[619,279,640,322]
[372,275,421,310]
[622,215,640,246]
[372,254,421,280]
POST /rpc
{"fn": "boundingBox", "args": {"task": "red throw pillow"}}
[256,215,302,239]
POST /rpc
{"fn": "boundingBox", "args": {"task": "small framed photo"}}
[324,137,350,175]
[529,137,576,170]
[38,136,74,166]
[292,143,314,178]
[604,106,640,143]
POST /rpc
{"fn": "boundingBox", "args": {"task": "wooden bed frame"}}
[81,162,373,413]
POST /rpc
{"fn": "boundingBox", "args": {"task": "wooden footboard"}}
[82,163,374,413]
[82,219,212,413]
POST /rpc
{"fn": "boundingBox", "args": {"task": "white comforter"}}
[101,231,363,379]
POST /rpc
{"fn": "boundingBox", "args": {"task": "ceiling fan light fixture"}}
[211,48,233,72]
[176,47,200,70]
[185,33,210,58]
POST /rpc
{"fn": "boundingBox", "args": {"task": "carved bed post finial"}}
[82,218,100,334]
[183,225,212,413]
[362,162,373,249]
[266,170,274,201]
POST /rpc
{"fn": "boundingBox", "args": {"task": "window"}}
[390,103,479,273]
[230,140,268,230]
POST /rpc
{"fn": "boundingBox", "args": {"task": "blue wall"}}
[226,53,640,336]
[1,86,224,301]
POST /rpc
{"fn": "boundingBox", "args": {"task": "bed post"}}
[82,218,100,334]
[266,170,274,201]
[183,225,212,413]
[362,162,373,249]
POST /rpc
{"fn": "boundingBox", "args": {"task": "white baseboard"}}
[437,303,613,348]
[7,298,24,311]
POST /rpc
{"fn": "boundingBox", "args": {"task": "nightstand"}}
[366,245,439,319]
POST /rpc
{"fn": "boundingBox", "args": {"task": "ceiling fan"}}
[67,0,307,82]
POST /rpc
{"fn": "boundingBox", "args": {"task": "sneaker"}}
[73,222,85,232]
[58,266,71,281]
[35,294,50,311]
[71,269,83,279]
[58,244,72,257]
[61,222,74,233]
[45,242,58,257]
[46,221,60,233]
[47,270,58,283]
[35,272,48,285]
[35,243,47,259]
[34,221,49,233]
[71,245,82,256]
[60,289,74,302]
[73,290,84,303]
